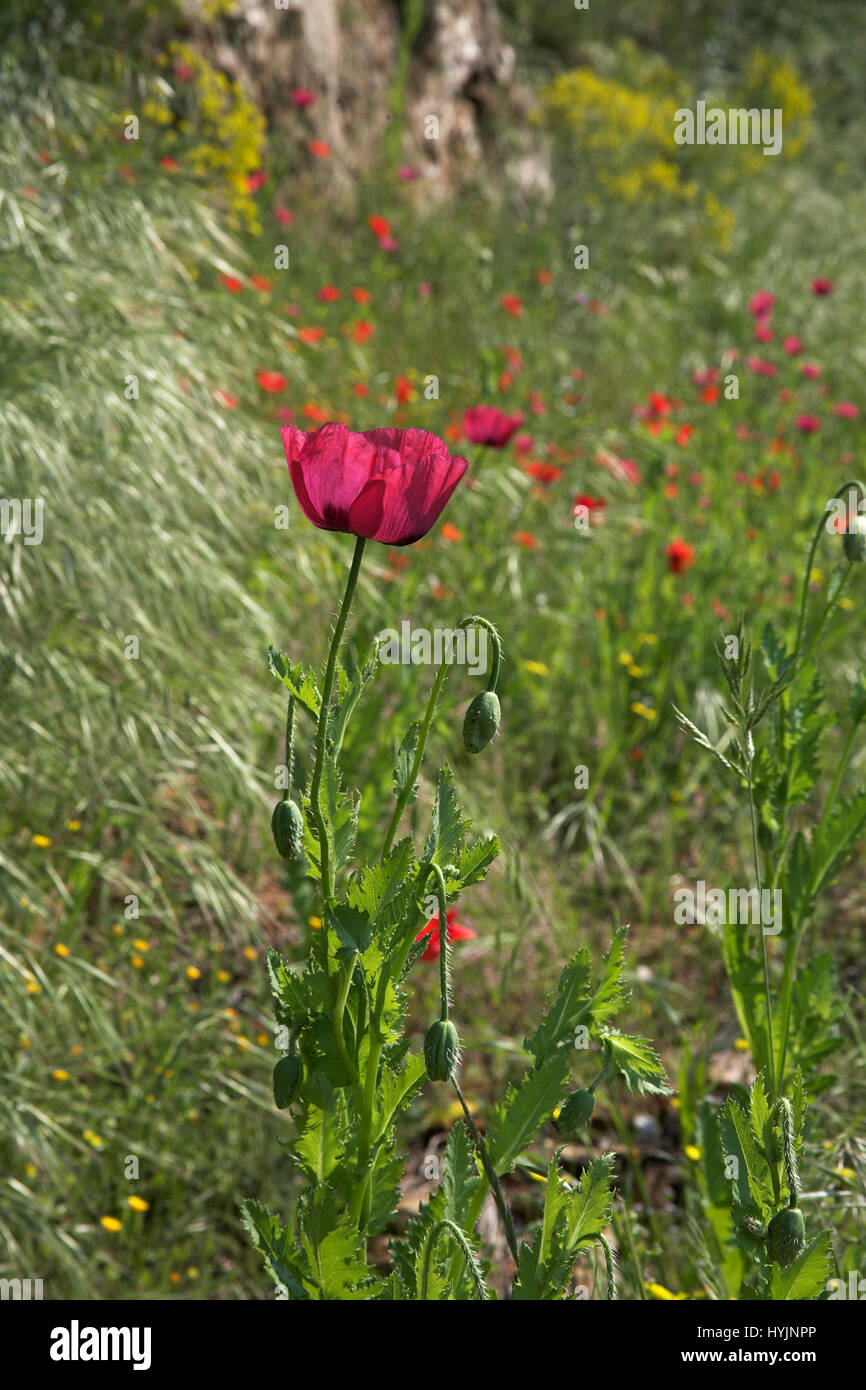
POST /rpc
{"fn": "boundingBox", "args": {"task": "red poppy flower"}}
[676,423,695,447]
[395,376,414,403]
[811,278,834,296]
[513,531,537,548]
[832,401,859,419]
[500,293,523,317]
[795,413,820,434]
[160,156,180,171]
[282,423,468,547]
[748,290,775,317]
[308,141,331,158]
[317,285,341,302]
[246,170,267,192]
[464,405,524,448]
[291,88,316,108]
[801,362,821,379]
[351,320,374,344]
[573,494,606,518]
[251,275,273,293]
[527,462,562,484]
[368,214,391,239]
[783,335,803,355]
[257,370,288,393]
[746,356,777,377]
[666,539,695,574]
[441,521,463,542]
[298,326,325,344]
[275,206,293,225]
[415,908,475,962]
[352,383,368,397]
[212,389,238,409]
[352,287,371,303]
[219,273,243,293]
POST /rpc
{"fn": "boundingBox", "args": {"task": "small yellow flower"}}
[670,790,682,803]
[128,1196,149,1213]
[236,1035,250,1050]
[26,980,41,995]
[243,947,258,961]
[186,1266,199,1280]
[25,1162,37,1178]
[618,652,634,666]
[32,834,52,849]
[54,942,70,958]
[52,1069,70,1082]
[523,659,549,676]
[734,1037,750,1052]
[647,1282,687,1300]
[217,969,230,983]
[83,1130,103,1148]
[308,916,322,930]
[186,966,201,981]
[256,1032,269,1046]
[638,632,659,645]
[133,939,150,952]
[685,1144,701,1162]
[19,1036,30,1050]
[810,567,823,585]
[111,924,123,937]
[839,596,854,611]
[169,1272,181,1284]
[835,1165,856,1182]
[100,1215,122,1233]
[631,702,657,721]
[66,820,82,831]
[671,1097,681,1110]
[627,664,644,678]
[131,956,144,970]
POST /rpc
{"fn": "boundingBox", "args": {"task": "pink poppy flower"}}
[811,278,834,296]
[748,290,775,317]
[795,414,820,434]
[463,405,524,448]
[291,88,316,108]
[281,423,468,546]
[832,402,859,419]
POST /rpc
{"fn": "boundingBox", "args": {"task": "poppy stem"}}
[309,535,366,906]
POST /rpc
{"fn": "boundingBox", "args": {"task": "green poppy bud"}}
[767,1206,806,1267]
[273,1054,303,1109]
[559,1087,595,1134]
[424,1018,460,1082]
[843,514,866,563]
[272,798,304,859]
[463,690,501,755]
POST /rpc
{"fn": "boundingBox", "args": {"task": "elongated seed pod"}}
[272,799,304,859]
[273,1054,303,1109]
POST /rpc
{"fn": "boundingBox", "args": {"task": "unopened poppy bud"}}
[767,1206,806,1267]
[424,1018,460,1082]
[843,514,866,562]
[272,799,304,859]
[463,690,501,754]
[273,1054,303,1109]
[559,1087,595,1134]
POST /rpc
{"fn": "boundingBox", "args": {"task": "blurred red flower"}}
[748,290,775,317]
[500,293,523,317]
[317,285,341,302]
[368,214,391,238]
[795,414,820,434]
[257,370,288,393]
[352,287,371,303]
[282,423,468,546]
[415,909,475,962]
[291,88,316,108]
[832,401,859,419]
[308,141,331,158]
[219,273,243,293]
[251,275,273,293]
[666,539,695,574]
[811,278,834,296]
[464,405,524,448]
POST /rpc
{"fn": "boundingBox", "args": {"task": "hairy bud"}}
[272,798,304,859]
[424,1019,460,1082]
[463,690,501,754]
[767,1206,806,1267]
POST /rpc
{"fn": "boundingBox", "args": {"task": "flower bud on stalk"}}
[271,798,304,859]
[843,513,866,563]
[767,1206,806,1267]
[424,1018,460,1082]
[463,689,501,754]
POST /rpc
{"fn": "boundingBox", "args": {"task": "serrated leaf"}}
[769,1231,832,1300]
[394,721,421,804]
[268,645,322,720]
[524,951,592,1068]
[600,1029,671,1095]
[241,1199,310,1299]
[375,1053,427,1140]
[488,1053,571,1176]
[298,1187,372,1300]
[294,1075,345,1183]
[326,903,372,959]
[423,764,470,867]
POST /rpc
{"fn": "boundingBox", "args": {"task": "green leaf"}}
[563,1153,615,1252]
[524,950,592,1068]
[267,645,321,720]
[326,903,372,959]
[330,641,380,757]
[769,1231,832,1301]
[241,1199,310,1299]
[600,1029,671,1095]
[375,1053,427,1140]
[488,1053,571,1176]
[456,833,500,888]
[441,1121,482,1222]
[298,1187,372,1300]
[393,721,421,805]
[294,1076,345,1184]
[423,764,470,867]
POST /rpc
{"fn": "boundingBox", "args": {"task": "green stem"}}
[453,1078,520,1268]
[746,741,777,1101]
[419,1218,488,1301]
[309,536,366,906]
